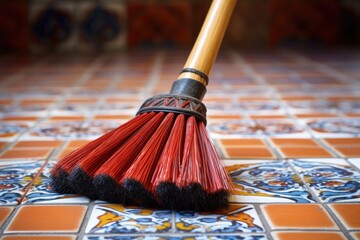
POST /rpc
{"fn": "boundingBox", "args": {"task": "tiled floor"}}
[0,49,360,239]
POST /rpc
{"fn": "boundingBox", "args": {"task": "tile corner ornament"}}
[86,204,172,234]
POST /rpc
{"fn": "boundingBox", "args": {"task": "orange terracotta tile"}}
[295,113,338,118]
[324,138,360,146]
[0,141,8,150]
[219,138,265,146]
[279,146,333,158]
[0,149,52,160]
[93,114,133,120]
[329,204,360,230]
[0,99,13,105]
[272,231,346,240]
[224,146,274,159]
[203,96,232,102]
[271,138,319,146]
[65,98,98,103]
[334,147,360,157]
[2,116,38,121]
[208,114,242,120]
[57,148,75,159]
[1,236,76,240]
[262,204,338,230]
[326,96,360,102]
[105,97,140,103]
[6,205,87,232]
[66,140,91,148]
[249,115,287,119]
[12,140,63,149]
[49,116,86,121]
[238,97,273,101]
[345,113,360,117]
[20,99,55,105]
[281,96,316,101]
[0,207,13,227]
[351,232,360,240]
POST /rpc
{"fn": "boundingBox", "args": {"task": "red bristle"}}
[50,123,121,177]
[122,113,175,189]
[93,112,165,181]
[152,114,185,188]
[198,121,233,193]
[176,116,203,188]
[77,112,156,176]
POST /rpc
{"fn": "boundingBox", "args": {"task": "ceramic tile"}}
[278,146,333,158]
[208,119,308,138]
[86,204,172,234]
[291,159,360,202]
[307,118,360,137]
[83,236,267,240]
[225,160,314,203]
[5,205,87,232]
[175,204,264,233]
[0,236,76,240]
[261,204,338,230]
[271,231,346,240]
[223,146,275,159]
[0,161,45,205]
[0,207,13,226]
[351,232,360,240]
[12,140,63,149]
[334,146,360,157]
[23,161,90,204]
[0,121,31,141]
[329,204,360,230]
[219,139,266,146]
[0,149,52,160]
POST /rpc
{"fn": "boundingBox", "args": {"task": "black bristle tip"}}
[206,190,230,211]
[67,167,98,199]
[93,174,134,205]
[156,182,230,211]
[156,182,181,210]
[50,169,75,194]
[123,179,161,208]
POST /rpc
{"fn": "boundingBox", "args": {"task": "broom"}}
[50,0,236,211]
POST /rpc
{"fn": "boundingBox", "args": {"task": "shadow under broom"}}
[50,0,236,211]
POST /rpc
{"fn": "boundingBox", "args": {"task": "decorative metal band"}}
[179,68,209,85]
[137,94,207,124]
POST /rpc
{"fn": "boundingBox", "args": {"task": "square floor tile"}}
[278,146,333,158]
[218,139,266,146]
[271,231,346,240]
[223,147,275,159]
[22,161,90,204]
[5,205,87,232]
[12,140,63,149]
[175,204,264,233]
[329,204,360,230]
[270,138,320,146]
[86,204,172,234]
[1,236,76,240]
[334,146,360,157]
[291,158,360,202]
[0,161,45,205]
[351,232,360,240]
[0,149,52,160]
[84,235,267,240]
[324,138,360,146]
[0,207,13,226]
[261,204,338,230]
[225,160,315,203]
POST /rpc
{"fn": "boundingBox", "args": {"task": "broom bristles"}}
[50,123,123,194]
[67,112,155,198]
[122,113,175,207]
[92,112,165,203]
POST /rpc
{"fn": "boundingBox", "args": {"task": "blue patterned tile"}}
[175,204,263,233]
[22,161,90,204]
[84,235,267,240]
[0,161,44,205]
[226,160,315,203]
[291,158,360,202]
[86,204,172,234]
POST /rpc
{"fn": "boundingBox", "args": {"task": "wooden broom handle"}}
[177,0,236,86]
